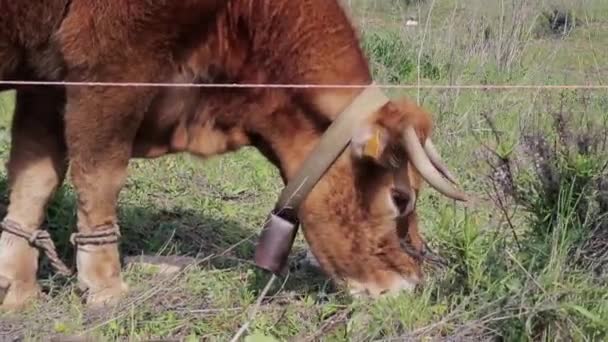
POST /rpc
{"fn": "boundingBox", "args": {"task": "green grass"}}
[2,0,608,340]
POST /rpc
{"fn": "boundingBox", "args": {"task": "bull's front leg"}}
[64,85,151,306]
[0,87,68,309]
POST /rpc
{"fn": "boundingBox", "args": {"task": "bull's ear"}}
[352,122,418,170]
[351,123,393,166]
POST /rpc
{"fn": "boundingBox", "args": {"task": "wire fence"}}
[1,80,607,90]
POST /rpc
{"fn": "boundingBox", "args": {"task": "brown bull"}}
[0,0,466,309]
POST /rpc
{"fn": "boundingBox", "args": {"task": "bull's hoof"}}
[85,281,129,308]
[0,276,41,311]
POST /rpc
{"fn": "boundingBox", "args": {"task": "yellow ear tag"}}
[363,127,383,159]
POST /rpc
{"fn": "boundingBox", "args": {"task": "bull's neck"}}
[252,122,342,189]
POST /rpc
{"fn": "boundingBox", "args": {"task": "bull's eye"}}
[391,188,412,216]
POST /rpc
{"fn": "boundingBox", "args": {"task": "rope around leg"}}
[0,219,73,277]
[69,224,121,246]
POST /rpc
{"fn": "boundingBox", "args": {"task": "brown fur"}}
[0,0,440,308]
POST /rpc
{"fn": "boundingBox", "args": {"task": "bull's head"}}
[253,86,466,297]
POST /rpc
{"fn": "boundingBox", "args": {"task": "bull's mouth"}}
[345,240,448,298]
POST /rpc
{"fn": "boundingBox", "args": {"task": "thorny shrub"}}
[481,90,608,278]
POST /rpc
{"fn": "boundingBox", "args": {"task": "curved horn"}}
[424,139,460,185]
[402,127,467,202]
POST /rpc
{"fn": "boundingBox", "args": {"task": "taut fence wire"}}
[1,80,607,90]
